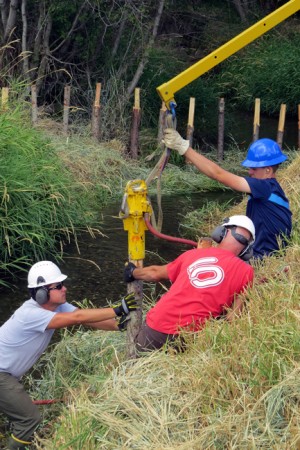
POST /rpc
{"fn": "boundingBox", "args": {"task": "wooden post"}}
[157,101,167,147]
[298,105,300,150]
[1,87,9,111]
[129,88,141,159]
[63,85,71,135]
[126,263,143,359]
[217,98,225,161]
[186,97,195,147]
[277,104,286,148]
[253,98,260,142]
[31,85,38,125]
[91,83,101,140]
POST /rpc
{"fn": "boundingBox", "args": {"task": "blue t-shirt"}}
[245,177,292,259]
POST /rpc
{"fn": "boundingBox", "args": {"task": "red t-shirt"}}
[146,247,254,334]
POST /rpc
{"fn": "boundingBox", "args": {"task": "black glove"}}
[113,292,138,317]
[116,313,131,332]
[124,262,137,283]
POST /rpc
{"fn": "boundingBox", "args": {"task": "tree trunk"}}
[21,0,29,78]
[111,15,127,58]
[35,14,52,96]
[4,0,18,40]
[0,0,8,39]
[32,2,45,67]
[126,0,165,97]
[232,0,247,22]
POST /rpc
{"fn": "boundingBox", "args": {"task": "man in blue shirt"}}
[163,130,292,259]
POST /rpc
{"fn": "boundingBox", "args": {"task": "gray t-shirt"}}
[0,298,76,378]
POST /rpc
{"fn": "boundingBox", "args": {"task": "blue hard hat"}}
[241,138,287,168]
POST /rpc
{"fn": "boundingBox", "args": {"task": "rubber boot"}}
[8,435,31,449]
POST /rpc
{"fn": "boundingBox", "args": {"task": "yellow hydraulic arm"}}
[157,0,300,109]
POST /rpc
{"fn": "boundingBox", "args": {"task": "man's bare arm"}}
[132,265,169,282]
[46,307,116,329]
[225,295,245,322]
[185,148,251,193]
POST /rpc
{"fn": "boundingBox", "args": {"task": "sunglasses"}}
[48,282,64,291]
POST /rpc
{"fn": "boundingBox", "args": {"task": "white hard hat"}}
[28,261,67,288]
[222,215,255,242]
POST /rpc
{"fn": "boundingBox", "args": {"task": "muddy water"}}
[0,191,240,324]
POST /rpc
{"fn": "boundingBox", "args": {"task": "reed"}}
[0,108,100,279]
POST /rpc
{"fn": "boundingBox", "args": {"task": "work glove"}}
[124,261,137,283]
[116,313,131,332]
[113,292,138,317]
[163,128,190,156]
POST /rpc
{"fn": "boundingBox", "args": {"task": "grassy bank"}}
[23,151,300,449]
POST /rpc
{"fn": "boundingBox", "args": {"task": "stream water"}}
[0,191,240,324]
[225,110,298,149]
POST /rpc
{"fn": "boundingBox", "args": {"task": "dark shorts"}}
[135,322,185,353]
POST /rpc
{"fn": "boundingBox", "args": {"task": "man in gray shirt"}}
[0,260,137,450]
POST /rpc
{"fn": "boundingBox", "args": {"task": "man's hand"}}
[116,314,131,332]
[124,262,137,283]
[163,128,190,156]
[112,292,138,317]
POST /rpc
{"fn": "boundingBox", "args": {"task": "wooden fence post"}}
[129,88,141,159]
[277,104,286,148]
[1,87,9,111]
[31,85,38,125]
[126,269,143,360]
[91,82,101,140]
[298,105,300,150]
[253,98,260,142]
[186,97,195,147]
[217,98,225,161]
[63,85,71,135]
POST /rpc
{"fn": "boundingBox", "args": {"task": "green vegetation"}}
[1,1,299,143]
[216,27,300,115]
[0,109,102,281]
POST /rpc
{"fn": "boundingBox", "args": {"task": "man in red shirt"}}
[124,215,255,352]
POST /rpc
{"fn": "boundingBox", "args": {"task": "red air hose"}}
[32,399,63,405]
[144,213,197,247]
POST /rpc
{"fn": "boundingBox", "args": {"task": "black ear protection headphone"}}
[211,219,253,261]
[211,225,228,244]
[34,276,50,305]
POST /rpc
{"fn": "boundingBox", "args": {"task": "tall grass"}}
[0,108,100,280]
[34,255,300,449]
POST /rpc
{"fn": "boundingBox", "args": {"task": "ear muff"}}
[211,224,254,261]
[211,226,227,243]
[34,275,49,305]
[35,287,49,305]
[238,244,253,261]
[230,227,253,261]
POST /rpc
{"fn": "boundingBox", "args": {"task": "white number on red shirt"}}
[187,257,224,288]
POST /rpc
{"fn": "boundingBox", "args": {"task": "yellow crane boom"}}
[157,0,300,109]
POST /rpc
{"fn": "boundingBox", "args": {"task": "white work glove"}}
[163,128,190,156]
